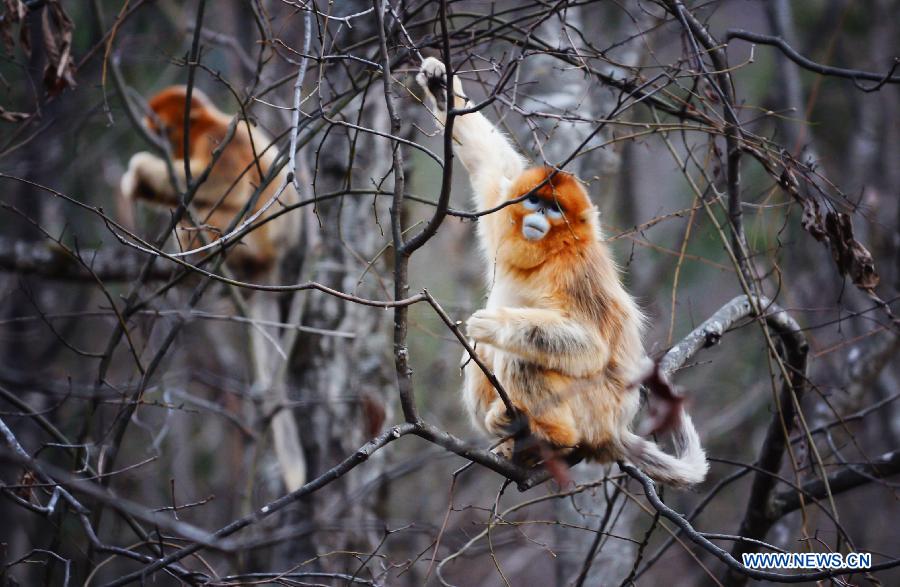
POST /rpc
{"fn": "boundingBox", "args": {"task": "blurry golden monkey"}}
[120,85,300,278]
[417,58,707,486]
[120,86,307,492]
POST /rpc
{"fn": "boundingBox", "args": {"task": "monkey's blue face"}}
[521,195,564,241]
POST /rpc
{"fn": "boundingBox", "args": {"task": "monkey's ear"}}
[579,205,600,225]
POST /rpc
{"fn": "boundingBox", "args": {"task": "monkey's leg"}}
[467,307,610,377]
[529,405,579,451]
[485,394,578,461]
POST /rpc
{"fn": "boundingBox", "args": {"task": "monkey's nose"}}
[522,214,550,240]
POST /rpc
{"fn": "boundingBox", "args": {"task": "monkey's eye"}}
[546,200,564,219]
[523,195,542,210]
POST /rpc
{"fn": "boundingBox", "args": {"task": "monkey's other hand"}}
[120,152,147,200]
[466,309,502,344]
[121,152,168,202]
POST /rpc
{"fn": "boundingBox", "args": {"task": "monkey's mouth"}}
[522,215,550,241]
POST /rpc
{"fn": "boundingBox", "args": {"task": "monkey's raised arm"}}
[466,307,610,377]
[417,57,526,210]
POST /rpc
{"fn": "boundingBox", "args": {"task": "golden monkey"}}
[120,85,300,278]
[417,58,707,486]
[120,86,307,492]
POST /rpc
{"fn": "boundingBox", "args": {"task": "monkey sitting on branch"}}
[417,58,707,487]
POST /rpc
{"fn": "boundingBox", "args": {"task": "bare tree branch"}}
[622,463,900,583]
[0,236,169,281]
[727,29,900,90]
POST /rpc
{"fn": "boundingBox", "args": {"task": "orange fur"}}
[121,85,299,278]
[469,167,646,452]
[418,57,707,486]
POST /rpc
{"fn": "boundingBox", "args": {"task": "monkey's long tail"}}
[249,297,307,493]
[271,409,307,492]
[618,410,708,487]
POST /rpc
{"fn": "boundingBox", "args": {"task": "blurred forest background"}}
[0,0,898,585]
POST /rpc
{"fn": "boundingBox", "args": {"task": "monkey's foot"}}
[529,416,580,452]
[491,438,541,469]
[492,439,514,460]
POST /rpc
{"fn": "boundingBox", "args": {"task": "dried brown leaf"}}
[41,0,76,96]
[798,193,827,241]
[1,0,28,54]
[785,167,880,291]
[823,211,880,290]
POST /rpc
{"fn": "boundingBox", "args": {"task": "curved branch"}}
[727,29,900,90]
[660,295,805,375]
[656,294,811,584]
[773,450,900,516]
[713,297,810,587]
[622,463,900,583]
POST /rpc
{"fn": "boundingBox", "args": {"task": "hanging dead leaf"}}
[797,192,827,241]
[41,0,76,96]
[823,211,880,290]
[1,0,29,54]
[781,163,880,292]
